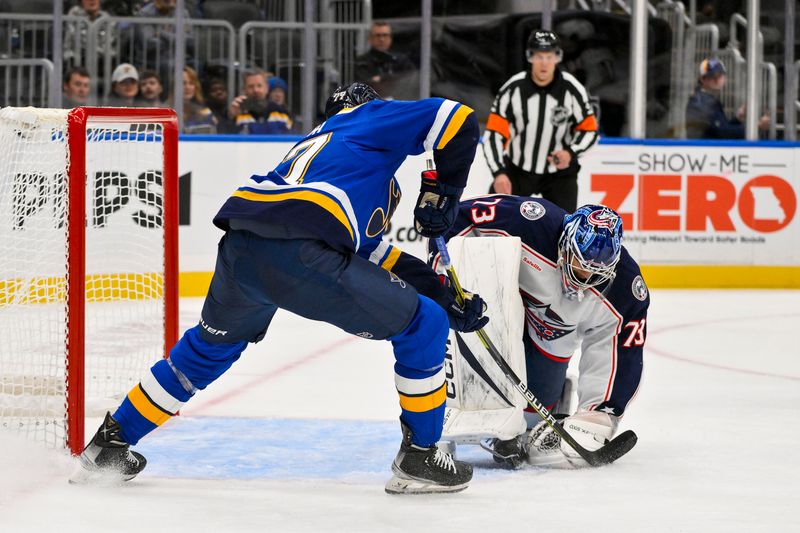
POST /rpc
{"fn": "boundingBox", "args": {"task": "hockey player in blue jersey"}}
[72,83,489,494]
[429,196,648,468]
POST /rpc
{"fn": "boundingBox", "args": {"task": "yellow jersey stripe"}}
[381,247,402,272]
[128,384,172,426]
[232,189,355,243]
[436,104,473,149]
[398,383,447,413]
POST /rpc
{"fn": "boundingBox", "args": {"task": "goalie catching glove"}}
[436,275,489,333]
[413,170,462,237]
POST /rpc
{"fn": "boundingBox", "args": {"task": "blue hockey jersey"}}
[214,98,475,261]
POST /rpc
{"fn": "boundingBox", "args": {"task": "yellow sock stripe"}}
[398,383,447,413]
[436,104,473,149]
[127,384,173,426]
[380,246,402,272]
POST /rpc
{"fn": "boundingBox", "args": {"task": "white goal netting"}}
[0,107,172,450]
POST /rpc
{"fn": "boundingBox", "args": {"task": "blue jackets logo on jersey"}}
[522,293,576,342]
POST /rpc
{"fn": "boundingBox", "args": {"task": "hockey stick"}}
[434,236,637,467]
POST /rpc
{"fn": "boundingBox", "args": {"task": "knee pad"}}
[390,295,449,372]
[169,325,248,390]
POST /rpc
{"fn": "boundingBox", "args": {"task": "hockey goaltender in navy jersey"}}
[72,84,487,494]
[430,195,648,467]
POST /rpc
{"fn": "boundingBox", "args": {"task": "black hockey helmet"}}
[324,82,381,118]
[526,29,562,60]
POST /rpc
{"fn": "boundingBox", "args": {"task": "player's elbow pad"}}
[433,112,479,189]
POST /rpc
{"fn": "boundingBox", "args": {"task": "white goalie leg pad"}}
[439,236,528,444]
[560,410,618,467]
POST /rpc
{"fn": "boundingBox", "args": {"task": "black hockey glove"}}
[413,170,462,238]
[438,276,489,333]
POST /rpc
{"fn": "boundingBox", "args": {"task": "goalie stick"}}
[433,235,637,467]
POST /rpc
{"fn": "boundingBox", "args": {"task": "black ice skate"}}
[69,412,147,484]
[484,434,528,469]
[385,422,473,495]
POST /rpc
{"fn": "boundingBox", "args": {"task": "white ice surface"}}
[2,290,799,533]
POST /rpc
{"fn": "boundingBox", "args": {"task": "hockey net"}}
[0,107,178,454]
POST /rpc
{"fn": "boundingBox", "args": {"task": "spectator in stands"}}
[205,77,236,133]
[63,0,116,70]
[178,66,217,134]
[268,76,288,107]
[107,62,139,106]
[354,21,415,98]
[62,66,91,108]
[267,76,294,130]
[135,70,166,107]
[686,58,770,139]
[228,68,267,121]
[229,68,292,134]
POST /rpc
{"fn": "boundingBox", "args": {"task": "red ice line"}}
[647,313,800,381]
[190,311,800,414]
[188,336,361,414]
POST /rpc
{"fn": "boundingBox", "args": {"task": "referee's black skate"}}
[69,412,147,484]
[385,422,473,495]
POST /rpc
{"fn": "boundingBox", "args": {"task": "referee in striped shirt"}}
[483,30,599,212]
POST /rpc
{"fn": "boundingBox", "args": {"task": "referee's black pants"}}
[489,163,579,213]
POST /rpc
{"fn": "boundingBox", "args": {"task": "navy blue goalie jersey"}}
[430,195,649,417]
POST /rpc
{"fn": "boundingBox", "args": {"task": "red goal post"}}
[0,106,179,455]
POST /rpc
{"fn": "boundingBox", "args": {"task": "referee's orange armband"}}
[486,112,510,139]
[575,115,598,132]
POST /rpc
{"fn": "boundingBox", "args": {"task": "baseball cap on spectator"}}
[112,63,139,83]
[268,77,288,93]
[699,58,726,78]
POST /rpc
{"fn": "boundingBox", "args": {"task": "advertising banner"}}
[178,138,799,291]
[580,141,799,265]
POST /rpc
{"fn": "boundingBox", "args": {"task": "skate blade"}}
[384,475,469,495]
[384,466,469,495]
[68,457,138,485]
